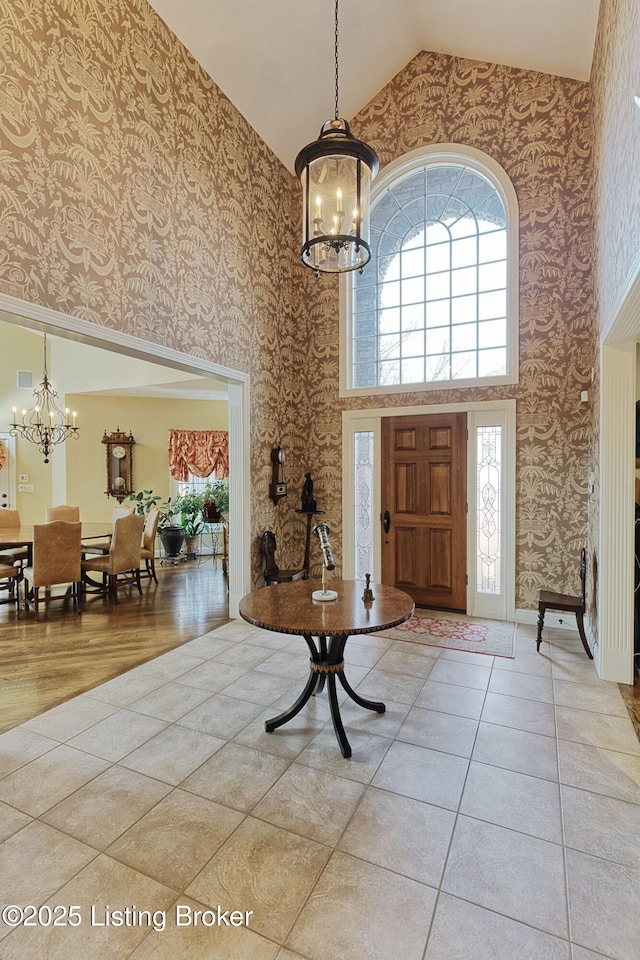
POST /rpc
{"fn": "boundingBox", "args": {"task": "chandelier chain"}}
[334,0,340,120]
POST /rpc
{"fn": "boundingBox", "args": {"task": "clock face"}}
[277,448,286,464]
[112,446,126,459]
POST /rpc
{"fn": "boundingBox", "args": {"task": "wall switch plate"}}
[18,483,34,493]
[18,474,28,482]
[580,390,589,402]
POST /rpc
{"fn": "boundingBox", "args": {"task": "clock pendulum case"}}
[102,429,135,500]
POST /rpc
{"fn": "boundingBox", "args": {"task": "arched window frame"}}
[339,144,520,397]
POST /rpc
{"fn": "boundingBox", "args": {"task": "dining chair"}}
[0,508,29,567]
[261,530,307,586]
[46,505,80,522]
[536,547,592,658]
[140,509,160,584]
[23,521,82,622]
[82,502,136,556]
[81,513,144,603]
[0,562,21,613]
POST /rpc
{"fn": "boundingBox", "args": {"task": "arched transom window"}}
[345,147,519,393]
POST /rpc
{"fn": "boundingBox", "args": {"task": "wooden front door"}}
[381,413,467,610]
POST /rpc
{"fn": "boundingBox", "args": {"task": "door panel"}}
[382,413,467,610]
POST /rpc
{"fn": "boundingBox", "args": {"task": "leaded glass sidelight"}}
[476,425,501,594]
[354,431,374,579]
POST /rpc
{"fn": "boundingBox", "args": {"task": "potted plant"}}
[157,497,185,558]
[203,478,229,521]
[173,489,206,559]
[123,489,162,516]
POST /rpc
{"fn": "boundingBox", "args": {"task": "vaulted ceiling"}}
[148,0,601,173]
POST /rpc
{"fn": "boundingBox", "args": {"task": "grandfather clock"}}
[102,429,134,501]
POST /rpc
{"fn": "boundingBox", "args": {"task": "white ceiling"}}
[147,0,601,174]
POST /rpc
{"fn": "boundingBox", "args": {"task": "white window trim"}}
[340,143,520,398]
[342,399,516,621]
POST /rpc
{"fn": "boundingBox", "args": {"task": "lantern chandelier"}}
[10,334,79,464]
[295,0,379,275]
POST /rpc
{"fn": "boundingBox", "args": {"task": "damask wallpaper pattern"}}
[2,2,600,604]
[304,51,597,607]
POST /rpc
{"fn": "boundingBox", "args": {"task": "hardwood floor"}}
[619,678,640,740]
[0,561,229,734]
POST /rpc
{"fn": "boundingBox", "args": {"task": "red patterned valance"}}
[0,440,6,471]
[168,429,228,482]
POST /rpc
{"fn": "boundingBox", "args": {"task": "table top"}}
[0,521,112,548]
[239,579,414,637]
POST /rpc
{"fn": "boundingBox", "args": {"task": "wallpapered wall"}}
[304,51,597,608]
[0,0,310,584]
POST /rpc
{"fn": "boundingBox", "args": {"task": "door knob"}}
[382,510,391,533]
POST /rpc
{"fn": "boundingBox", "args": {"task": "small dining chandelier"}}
[295,0,379,275]
[10,334,79,463]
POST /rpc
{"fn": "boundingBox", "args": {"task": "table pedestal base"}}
[264,633,385,758]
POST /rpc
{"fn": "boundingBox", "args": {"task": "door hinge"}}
[465,574,468,585]
[465,501,468,513]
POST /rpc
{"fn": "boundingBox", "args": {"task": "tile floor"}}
[1,618,639,959]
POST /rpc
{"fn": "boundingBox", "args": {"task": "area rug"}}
[377,609,516,658]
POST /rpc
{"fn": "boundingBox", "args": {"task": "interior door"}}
[381,413,467,610]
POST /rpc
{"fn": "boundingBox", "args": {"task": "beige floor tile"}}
[0,800,31,842]
[372,740,468,810]
[343,643,386,668]
[348,632,393,652]
[22,694,119,741]
[233,709,327,760]
[41,765,172,850]
[556,707,640,756]
[0,820,96,918]
[119,724,226,785]
[570,948,613,960]
[286,851,436,960]
[561,785,640,869]
[244,631,297,651]
[374,648,437,679]
[397,705,479,758]
[437,647,494,665]
[296,726,392,784]
[177,660,248,693]
[427,658,492,690]
[338,786,455,887]
[253,649,310,681]
[553,679,628,717]
[442,816,568,938]
[177,692,264,739]
[253,763,364,845]
[1,853,177,959]
[276,950,307,960]
[87,670,169,707]
[424,892,570,960]
[0,725,58,777]
[129,681,214,722]
[353,668,425,705]
[186,817,331,942]
[213,643,275,669]
[566,848,640,960]
[488,670,554,703]
[178,635,236,658]
[134,649,205,679]
[221,670,297,705]
[460,761,563,843]
[480,691,556,736]
[182,742,290,812]
[129,896,279,959]
[0,744,110,816]
[67,709,168,762]
[473,722,558,781]
[557,739,640,804]
[210,621,263,642]
[333,697,410,738]
[494,649,553,677]
[415,679,486,719]
[108,789,244,890]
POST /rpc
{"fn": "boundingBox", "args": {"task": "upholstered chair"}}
[82,502,136,556]
[46,505,80,522]
[81,513,144,603]
[140,509,160,584]
[23,521,82,622]
[0,562,21,613]
[0,508,29,567]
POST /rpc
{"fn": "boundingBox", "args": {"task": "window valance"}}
[168,429,228,482]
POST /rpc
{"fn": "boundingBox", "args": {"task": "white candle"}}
[336,188,342,212]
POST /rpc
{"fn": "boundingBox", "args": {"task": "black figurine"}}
[362,573,374,602]
[301,472,317,513]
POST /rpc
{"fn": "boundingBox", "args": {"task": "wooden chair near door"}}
[81,512,144,603]
[536,547,592,658]
[23,521,82,622]
[261,530,307,585]
[0,509,29,568]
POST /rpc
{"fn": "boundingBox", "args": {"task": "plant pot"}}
[185,534,200,559]
[159,525,185,558]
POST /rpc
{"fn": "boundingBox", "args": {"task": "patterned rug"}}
[377,609,516,658]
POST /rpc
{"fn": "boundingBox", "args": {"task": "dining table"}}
[0,521,113,566]
[239,578,414,758]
